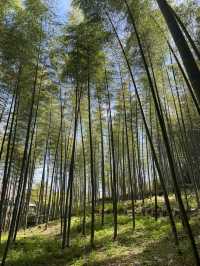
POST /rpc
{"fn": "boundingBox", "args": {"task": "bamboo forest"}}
[1,0,200,265]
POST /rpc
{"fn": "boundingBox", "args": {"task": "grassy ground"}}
[1,198,200,266]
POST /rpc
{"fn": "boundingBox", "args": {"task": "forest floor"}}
[1,197,200,266]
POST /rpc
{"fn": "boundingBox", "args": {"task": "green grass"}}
[1,199,200,265]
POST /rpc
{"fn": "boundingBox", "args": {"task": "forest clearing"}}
[1,0,200,265]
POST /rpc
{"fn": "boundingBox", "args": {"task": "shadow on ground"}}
[0,214,199,266]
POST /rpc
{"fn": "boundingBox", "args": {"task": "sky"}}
[56,0,72,22]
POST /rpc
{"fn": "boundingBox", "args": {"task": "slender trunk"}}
[0,91,19,242]
[105,69,118,240]
[87,70,95,247]
[62,85,80,248]
[107,12,179,249]
[1,51,40,266]
[156,0,200,104]
[98,97,105,226]
[80,114,87,235]
[122,89,135,230]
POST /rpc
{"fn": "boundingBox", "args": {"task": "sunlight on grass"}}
[1,199,200,266]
